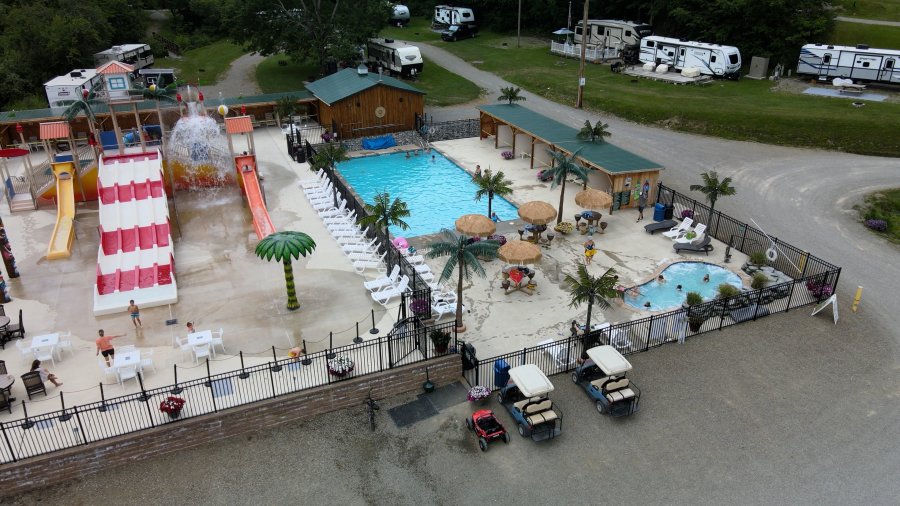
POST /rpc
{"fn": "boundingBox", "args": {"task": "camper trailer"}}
[367,39,424,78]
[433,5,475,28]
[93,44,154,71]
[639,36,741,79]
[390,4,410,26]
[574,19,652,62]
[44,69,102,113]
[797,44,900,84]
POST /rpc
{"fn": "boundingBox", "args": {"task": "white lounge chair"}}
[673,223,707,244]
[371,275,410,306]
[299,169,326,188]
[343,237,379,255]
[304,180,333,197]
[347,249,382,262]
[319,200,349,218]
[662,218,693,239]
[352,252,387,274]
[364,265,402,292]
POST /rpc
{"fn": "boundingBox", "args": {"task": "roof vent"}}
[70,71,82,78]
[856,44,869,50]
[357,64,369,76]
[384,39,395,44]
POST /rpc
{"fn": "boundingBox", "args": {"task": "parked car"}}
[441,24,478,42]
[498,364,562,440]
[571,345,641,417]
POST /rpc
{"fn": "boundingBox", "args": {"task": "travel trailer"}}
[93,44,154,71]
[433,5,475,28]
[367,39,424,78]
[574,19,652,61]
[797,44,900,84]
[390,4,410,26]
[44,69,102,113]
[639,36,742,79]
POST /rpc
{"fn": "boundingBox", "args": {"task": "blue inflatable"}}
[361,135,397,150]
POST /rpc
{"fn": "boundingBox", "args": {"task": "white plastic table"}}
[29,332,59,351]
[113,350,141,369]
[187,330,213,346]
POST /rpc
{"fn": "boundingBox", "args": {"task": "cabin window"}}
[667,51,674,57]
[645,41,655,48]
[625,30,632,37]
[576,26,583,35]
[862,62,870,68]
[680,49,685,56]
[606,29,611,36]
[108,77,126,90]
[823,54,832,64]
[729,54,739,65]
[886,60,895,69]
[711,55,717,63]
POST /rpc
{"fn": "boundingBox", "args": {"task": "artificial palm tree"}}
[689,171,737,235]
[473,169,513,218]
[310,143,348,172]
[131,83,178,151]
[563,265,618,342]
[61,89,105,159]
[426,230,500,332]
[498,86,526,105]
[577,120,612,143]
[547,148,589,224]
[357,192,410,240]
[255,231,317,310]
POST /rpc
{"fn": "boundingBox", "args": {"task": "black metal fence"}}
[416,115,480,143]
[463,185,841,389]
[0,322,457,464]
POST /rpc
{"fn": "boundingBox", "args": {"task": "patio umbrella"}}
[575,187,613,210]
[498,240,543,264]
[455,214,496,237]
[518,201,557,225]
[552,28,575,35]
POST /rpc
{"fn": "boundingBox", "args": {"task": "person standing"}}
[127,300,142,328]
[474,165,482,178]
[637,180,650,222]
[583,239,597,265]
[31,360,63,387]
[96,329,125,367]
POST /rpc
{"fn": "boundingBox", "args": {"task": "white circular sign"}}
[375,106,386,118]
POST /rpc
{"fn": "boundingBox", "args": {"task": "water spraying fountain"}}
[167,85,231,190]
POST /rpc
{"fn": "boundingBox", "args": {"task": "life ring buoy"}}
[766,247,778,262]
[428,127,436,135]
[375,106,386,118]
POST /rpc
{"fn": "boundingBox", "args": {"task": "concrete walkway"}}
[836,15,900,26]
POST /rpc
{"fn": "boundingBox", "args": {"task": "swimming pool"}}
[624,262,742,311]
[337,151,519,237]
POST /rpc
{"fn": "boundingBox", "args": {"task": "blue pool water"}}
[624,262,742,311]
[337,151,519,237]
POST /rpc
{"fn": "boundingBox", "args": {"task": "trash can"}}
[664,204,675,220]
[493,359,511,389]
[653,203,666,221]
[461,343,478,370]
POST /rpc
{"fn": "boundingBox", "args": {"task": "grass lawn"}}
[857,189,900,243]
[415,56,482,106]
[256,55,319,93]
[834,0,900,20]
[833,20,900,47]
[156,40,246,86]
[382,19,900,157]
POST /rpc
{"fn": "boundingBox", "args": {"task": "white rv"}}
[574,19,652,61]
[367,39,424,78]
[93,44,154,71]
[639,36,742,79]
[390,4,410,26]
[44,69,102,113]
[797,44,900,84]
[433,5,474,27]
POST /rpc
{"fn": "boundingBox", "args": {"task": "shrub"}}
[751,272,769,290]
[865,219,887,232]
[749,251,768,266]
[685,291,703,306]
[806,280,834,298]
[554,222,574,234]
[717,284,741,299]
[501,151,515,160]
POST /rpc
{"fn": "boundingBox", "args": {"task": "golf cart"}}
[498,364,563,441]
[571,345,641,417]
[465,410,510,451]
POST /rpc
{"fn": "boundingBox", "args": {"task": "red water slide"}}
[235,154,276,240]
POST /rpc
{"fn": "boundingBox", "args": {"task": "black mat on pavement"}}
[420,381,468,411]
[388,396,439,428]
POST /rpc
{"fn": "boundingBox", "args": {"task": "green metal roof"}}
[478,104,663,174]
[0,90,314,124]
[305,68,425,105]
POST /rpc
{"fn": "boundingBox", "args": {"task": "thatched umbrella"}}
[498,240,543,264]
[574,187,613,210]
[455,214,496,237]
[518,201,557,225]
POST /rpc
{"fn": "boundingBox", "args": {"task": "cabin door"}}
[878,58,896,82]
[819,53,834,78]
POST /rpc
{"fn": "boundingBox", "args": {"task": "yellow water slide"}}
[46,162,76,260]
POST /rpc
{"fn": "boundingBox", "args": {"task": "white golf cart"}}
[498,364,563,441]
[571,345,641,417]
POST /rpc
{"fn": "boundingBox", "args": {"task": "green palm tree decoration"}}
[357,192,410,239]
[564,265,619,343]
[689,171,737,235]
[577,120,612,143]
[255,231,317,310]
[474,169,513,218]
[61,89,105,158]
[547,148,589,224]
[426,230,500,332]
[498,86,526,105]
[130,83,178,150]
[310,143,348,172]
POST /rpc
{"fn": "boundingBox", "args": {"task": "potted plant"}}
[684,230,697,241]
[467,385,491,404]
[750,272,769,290]
[685,291,706,332]
[806,279,833,299]
[430,329,452,353]
[501,150,515,160]
[160,396,186,419]
[681,209,694,220]
[410,298,431,319]
[487,234,507,246]
[554,221,574,234]
[327,355,355,377]
[749,251,767,266]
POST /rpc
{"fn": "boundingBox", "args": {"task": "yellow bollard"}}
[851,286,863,312]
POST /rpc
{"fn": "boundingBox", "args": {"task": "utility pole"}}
[517,0,522,48]
[575,0,589,108]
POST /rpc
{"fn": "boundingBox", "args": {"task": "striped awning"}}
[40,121,70,140]
[225,116,253,134]
[96,61,135,75]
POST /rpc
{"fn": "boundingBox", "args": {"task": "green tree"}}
[310,143,349,172]
[689,170,736,234]
[357,192,411,239]
[426,230,499,332]
[547,148,589,224]
[577,120,611,143]
[498,86,526,105]
[255,231,317,310]
[563,265,619,343]
[474,169,513,218]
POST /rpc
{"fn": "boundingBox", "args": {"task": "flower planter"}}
[328,365,355,378]
[168,410,182,420]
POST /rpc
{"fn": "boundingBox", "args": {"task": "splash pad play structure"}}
[224,114,275,240]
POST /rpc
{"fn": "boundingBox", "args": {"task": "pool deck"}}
[0,128,747,418]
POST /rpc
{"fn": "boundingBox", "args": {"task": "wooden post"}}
[131,102,146,150]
